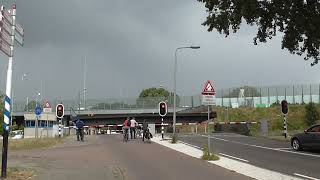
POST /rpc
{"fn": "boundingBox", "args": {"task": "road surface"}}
[8,135,251,180]
[179,133,320,180]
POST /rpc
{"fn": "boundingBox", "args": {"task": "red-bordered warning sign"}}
[202,80,215,95]
[44,101,51,108]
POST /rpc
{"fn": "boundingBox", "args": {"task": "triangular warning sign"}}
[202,80,215,95]
[44,101,51,108]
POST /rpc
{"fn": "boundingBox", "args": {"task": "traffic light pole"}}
[207,105,211,155]
[58,117,62,138]
[283,115,288,139]
[161,117,164,140]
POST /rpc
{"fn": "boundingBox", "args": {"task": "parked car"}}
[10,130,24,140]
[291,124,320,151]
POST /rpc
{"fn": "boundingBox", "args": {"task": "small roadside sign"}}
[35,106,42,116]
[202,80,215,95]
[202,95,216,106]
[43,101,52,113]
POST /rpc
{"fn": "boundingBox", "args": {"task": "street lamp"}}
[173,46,200,137]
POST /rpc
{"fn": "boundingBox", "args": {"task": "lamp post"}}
[173,46,200,138]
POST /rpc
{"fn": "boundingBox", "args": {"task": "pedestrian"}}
[130,117,138,139]
[123,117,131,142]
[142,120,148,141]
[75,118,85,141]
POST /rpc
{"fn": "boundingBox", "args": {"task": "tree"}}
[305,102,319,126]
[137,88,178,107]
[24,101,38,112]
[198,0,320,66]
[226,86,261,98]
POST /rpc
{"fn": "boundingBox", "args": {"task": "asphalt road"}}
[8,135,250,180]
[179,133,320,180]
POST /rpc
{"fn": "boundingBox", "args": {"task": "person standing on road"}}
[142,120,148,141]
[123,117,130,141]
[130,117,138,139]
[75,118,85,141]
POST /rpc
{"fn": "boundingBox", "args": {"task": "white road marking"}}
[180,141,203,150]
[219,153,249,162]
[294,173,320,180]
[203,135,320,158]
[274,148,292,150]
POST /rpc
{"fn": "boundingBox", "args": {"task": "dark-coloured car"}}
[291,124,320,151]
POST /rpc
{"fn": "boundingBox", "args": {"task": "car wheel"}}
[292,139,302,151]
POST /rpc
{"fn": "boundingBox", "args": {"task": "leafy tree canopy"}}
[198,0,320,65]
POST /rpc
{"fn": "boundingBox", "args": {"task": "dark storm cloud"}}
[0,0,319,102]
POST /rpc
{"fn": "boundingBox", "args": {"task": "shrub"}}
[305,103,319,126]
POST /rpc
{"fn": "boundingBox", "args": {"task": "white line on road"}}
[274,148,292,150]
[204,136,320,158]
[180,141,203,150]
[219,153,249,162]
[294,173,320,180]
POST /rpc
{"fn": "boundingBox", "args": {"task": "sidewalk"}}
[152,135,302,180]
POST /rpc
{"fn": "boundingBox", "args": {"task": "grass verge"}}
[7,167,35,180]
[1,137,64,150]
[201,145,219,161]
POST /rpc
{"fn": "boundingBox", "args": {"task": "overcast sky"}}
[0,0,320,102]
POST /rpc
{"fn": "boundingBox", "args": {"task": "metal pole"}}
[58,118,61,138]
[173,48,178,137]
[2,4,16,178]
[207,105,211,155]
[283,115,288,139]
[78,91,81,115]
[310,84,312,103]
[84,55,87,110]
[161,117,164,139]
[267,88,270,106]
[285,88,287,101]
[293,85,295,104]
[35,115,38,138]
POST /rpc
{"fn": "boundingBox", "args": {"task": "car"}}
[10,130,24,140]
[291,124,320,151]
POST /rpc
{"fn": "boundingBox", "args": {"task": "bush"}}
[171,134,178,144]
[202,145,219,161]
[305,103,319,126]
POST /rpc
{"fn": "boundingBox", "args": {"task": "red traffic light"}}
[159,101,167,117]
[56,104,64,118]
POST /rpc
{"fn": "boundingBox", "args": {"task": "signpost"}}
[0,4,24,178]
[34,106,42,138]
[202,80,216,156]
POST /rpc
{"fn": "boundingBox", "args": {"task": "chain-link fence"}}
[12,84,320,113]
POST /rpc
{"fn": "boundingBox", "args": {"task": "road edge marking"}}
[294,173,320,180]
[219,153,249,163]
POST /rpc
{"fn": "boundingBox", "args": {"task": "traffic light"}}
[159,101,167,117]
[56,104,64,118]
[281,100,288,115]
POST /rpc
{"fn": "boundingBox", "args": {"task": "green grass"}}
[171,134,178,144]
[6,167,35,180]
[215,104,310,132]
[201,145,219,161]
[4,137,64,150]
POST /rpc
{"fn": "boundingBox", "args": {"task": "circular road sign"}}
[35,106,42,116]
